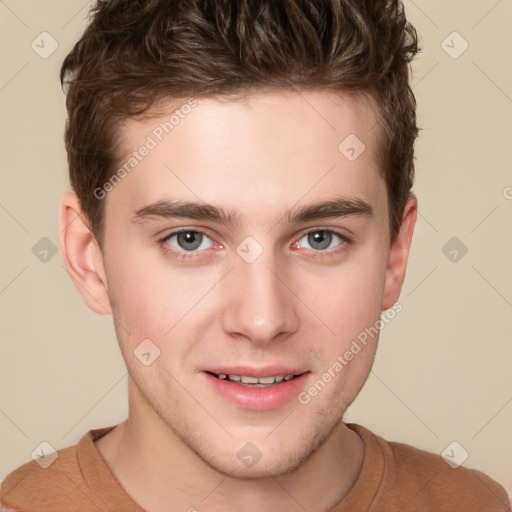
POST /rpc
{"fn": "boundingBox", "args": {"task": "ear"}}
[58,190,112,315]
[382,194,417,310]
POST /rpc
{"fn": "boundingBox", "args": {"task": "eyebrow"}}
[131,196,373,226]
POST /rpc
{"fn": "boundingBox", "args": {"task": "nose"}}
[221,252,299,346]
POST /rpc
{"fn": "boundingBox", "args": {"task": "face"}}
[63,89,415,478]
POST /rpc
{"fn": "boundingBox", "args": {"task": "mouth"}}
[206,371,304,387]
[203,368,311,411]
[202,365,311,410]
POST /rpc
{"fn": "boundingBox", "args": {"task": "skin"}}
[59,89,417,512]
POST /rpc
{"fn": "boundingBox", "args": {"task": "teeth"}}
[240,376,259,384]
[257,376,276,384]
[215,373,297,385]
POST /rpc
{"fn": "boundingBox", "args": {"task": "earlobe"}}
[58,190,112,316]
[382,195,418,311]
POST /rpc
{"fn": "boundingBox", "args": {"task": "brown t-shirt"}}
[1,423,510,511]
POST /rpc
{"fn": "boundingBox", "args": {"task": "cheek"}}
[304,249,388,342]
[104,249,170,337]
[302,259,386,406]
[105,249,220,345]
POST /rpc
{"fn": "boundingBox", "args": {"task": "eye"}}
[295,229,347,252]
[159,227,349,261]
[160,229,214,259]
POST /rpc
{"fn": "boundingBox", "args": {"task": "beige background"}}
[1,0,511,499]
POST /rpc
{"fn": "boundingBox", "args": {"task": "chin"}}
[196,421,336,480]
[201,447,306,480]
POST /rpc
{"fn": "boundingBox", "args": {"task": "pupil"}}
[178,231,202,250]
[309,231,331,250]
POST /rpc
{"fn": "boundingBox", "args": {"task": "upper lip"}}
[204,366,309,378]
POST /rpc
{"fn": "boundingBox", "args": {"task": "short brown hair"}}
[60,0,420,247]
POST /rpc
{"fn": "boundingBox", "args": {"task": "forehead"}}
[119,89,380,155]
[107,89,386,225]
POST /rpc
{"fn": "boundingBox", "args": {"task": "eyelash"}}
[158,228,352,262]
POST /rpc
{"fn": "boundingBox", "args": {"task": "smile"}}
[210,372,300,386]
[203,370,311,410]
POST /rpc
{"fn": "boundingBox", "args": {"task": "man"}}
[1,0,510,510]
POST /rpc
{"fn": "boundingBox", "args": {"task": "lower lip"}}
[203,372,310,411]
